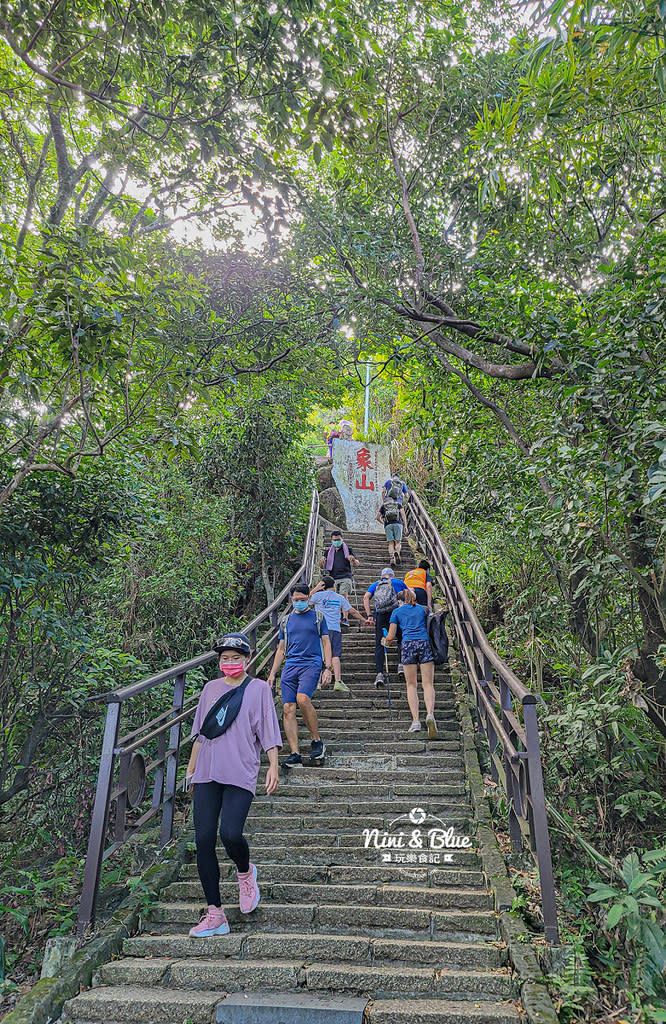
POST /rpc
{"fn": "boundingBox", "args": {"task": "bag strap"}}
[196,675,254,739]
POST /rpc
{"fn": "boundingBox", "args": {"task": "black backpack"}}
[427,611,449,666]
[373,578,398,613]
[198,677,253,740]
[383,499,401,525]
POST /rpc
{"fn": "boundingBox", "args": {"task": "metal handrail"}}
[77,488,320,937]
[406,490,559,943]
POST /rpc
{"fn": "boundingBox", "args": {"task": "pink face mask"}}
[220,662,246,678]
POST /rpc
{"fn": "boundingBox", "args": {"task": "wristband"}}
[324,664,332,670]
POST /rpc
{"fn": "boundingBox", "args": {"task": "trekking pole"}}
[350,572,361,631]
[382,628,394,720]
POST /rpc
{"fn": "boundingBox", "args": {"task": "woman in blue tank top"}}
[383,591,439,739]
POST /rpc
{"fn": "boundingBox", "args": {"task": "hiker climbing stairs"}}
[61,530,525,1024]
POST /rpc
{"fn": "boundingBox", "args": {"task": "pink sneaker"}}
[189,904,230,937]
[237,863,261,913]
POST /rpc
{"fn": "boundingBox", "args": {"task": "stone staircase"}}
[62,530,523,1024]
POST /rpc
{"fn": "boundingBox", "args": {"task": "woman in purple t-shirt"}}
[186,632,282,937]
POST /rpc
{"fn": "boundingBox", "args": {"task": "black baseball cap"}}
[214,632,252,656]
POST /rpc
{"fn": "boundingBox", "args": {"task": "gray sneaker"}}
[374,673,385,688]
[408,721,422,733]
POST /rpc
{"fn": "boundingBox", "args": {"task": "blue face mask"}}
[293,600,308,612]
[332,540,343,548]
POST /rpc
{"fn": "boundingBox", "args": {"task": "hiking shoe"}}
[333,679,350,693]
[395,551,402,564]
[397,663,405,675]
[426,714,440,739]
[374,672,385,688]
[189,905,230,937]
[340,620,350,631]
[237,863,260,914]
[281,752,302,769]
[408,721,422,733]
[310,739,326,761]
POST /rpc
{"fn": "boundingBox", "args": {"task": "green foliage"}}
[587,848,666,999]
[549,939,597,1023]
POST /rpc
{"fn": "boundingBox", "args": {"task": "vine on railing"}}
[77,489,320,937]
[407,491,560,944]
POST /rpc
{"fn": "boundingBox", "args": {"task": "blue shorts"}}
[401,638,434,665]
[329,630,342,658]
[280,662,322,703]
[385,523,403,542]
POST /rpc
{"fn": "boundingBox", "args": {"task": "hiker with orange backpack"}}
[403,560,433,611]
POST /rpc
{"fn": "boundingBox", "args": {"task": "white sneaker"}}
[408,721,422,733]
[397,663,405,675]
[426,714,439,739]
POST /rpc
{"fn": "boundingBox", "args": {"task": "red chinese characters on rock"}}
[355,447,375,491]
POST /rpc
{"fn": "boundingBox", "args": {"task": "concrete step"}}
[63,988,521,1024]
[178,862,485,888]
[164,880,492,911]
[149,902,498,940]
[98,957,513,1000]
[296,722,462,738]
[268,766,466,783]
[367,998,521,1023]
[257,782,467,798]
[241,817,473,834]
[178,844,482,869]
[324,753,465,769]
[62,986,220,1024]
[250,798,470,815]
[123,931,505,969]
[198,830,479,852]
[288,697,452,709]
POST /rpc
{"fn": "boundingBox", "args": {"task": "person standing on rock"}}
[326,423,340,457]
[318,530,360,628]
[363,567,408,687]
[383,591,440,738]
[185,632,281,938]
[377,488,408,566]
[309,576,369,693]
[267,583,332,768]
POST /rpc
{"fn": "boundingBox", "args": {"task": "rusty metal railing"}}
[77,488,320,937]
[406,491,559,943]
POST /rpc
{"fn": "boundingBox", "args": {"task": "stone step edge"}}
[62,985,522,1024]
[124,931,506,957]
[100,956,513,989]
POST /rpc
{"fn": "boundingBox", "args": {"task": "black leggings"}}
[193,781,254,907]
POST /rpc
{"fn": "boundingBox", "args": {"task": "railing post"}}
[500,677,522,852]
[160,672,186,846]
[270,609,279,652]
[77,700,121,936]
[523,699,559,943]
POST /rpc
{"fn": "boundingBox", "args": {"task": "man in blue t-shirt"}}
[382,473,409,504]
[309,576,369,694]
[267,584,332,768]
[363,567,409,687]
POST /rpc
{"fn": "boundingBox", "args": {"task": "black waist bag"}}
[198,677,253,740]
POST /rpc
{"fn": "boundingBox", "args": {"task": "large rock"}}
[317,463,334,490]
[314,455,332,469]
[331,439,390,534]
[318,486,347,528]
